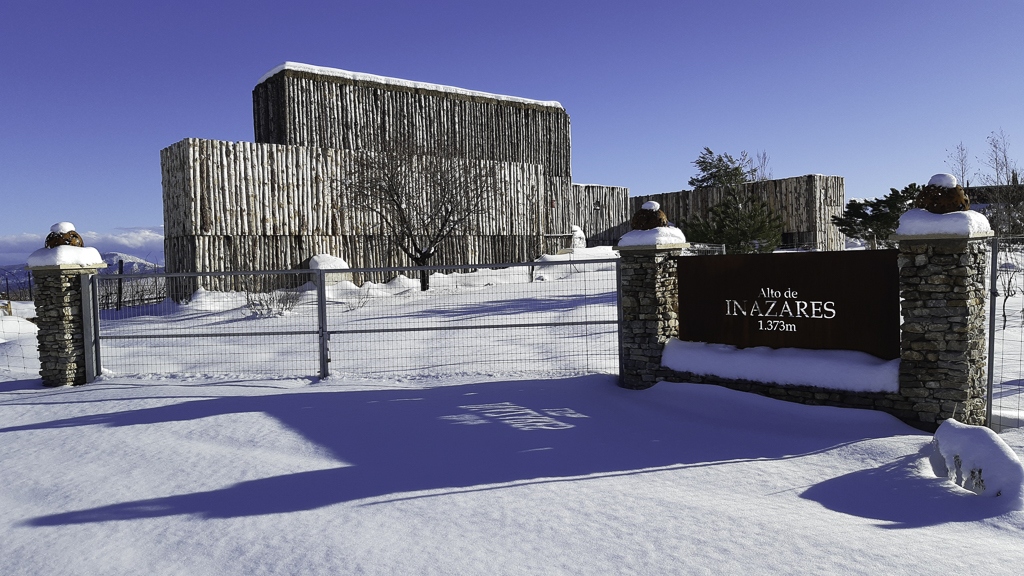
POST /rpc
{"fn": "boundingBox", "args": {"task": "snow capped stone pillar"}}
[28,223,106,387]
[891,187,993,428]
[616,244,687,389]
[29,265,105,386]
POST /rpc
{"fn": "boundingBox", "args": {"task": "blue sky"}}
[2,0,1022,264]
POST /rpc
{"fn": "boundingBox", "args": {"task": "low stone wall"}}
[616,235,990,432]
[642,366,912,418]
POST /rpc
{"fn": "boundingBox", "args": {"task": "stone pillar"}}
[29,264,104,387]
[616,244,686,389]
[896,235,990,428]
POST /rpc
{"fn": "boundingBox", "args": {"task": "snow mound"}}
[536,246,619,263]
[186,287,244,312]
[642,201,660,211]
[27,245,103,267]
[50,221,76,234]
[618,226,686,246]
[661,338,899,392]
[932,419,1024,504]
[894,209,991,237]
[309,254,349,270]
[927,173,958,188]
[571,225,587,249]
[387,275,421,290]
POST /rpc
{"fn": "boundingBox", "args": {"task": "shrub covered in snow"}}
[931,418,1024,504]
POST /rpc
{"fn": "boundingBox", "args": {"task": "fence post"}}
[986,238,999,428]
[80,274,99,383]
[615,244,686,389]
[317,269,330,379]
[894,233,991,429]
[29,263,107,386]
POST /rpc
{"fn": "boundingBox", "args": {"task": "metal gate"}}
[88,259,620,380]
[988,236,1024,430]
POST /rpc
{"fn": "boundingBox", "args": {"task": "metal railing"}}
[88,259,621,380]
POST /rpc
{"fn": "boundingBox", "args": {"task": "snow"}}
[4,373,1024,575]
[257,62,563,109]
[26,245,103,267]
[5,261,1024,574]
[932,419,1024,504]
[894,208,992,237]
[641,201,660,211]
[308,253,349,270]
[661,338,899,392]
[617,226,687,246]
[570,226,587,249]
[50,221,76,234]
[534,247,618,265]
[927,173,958,188]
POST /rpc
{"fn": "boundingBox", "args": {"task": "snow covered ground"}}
[3,373,1024,575]
[5,257,1024,574]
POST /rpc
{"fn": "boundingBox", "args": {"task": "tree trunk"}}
[414,256,431,291]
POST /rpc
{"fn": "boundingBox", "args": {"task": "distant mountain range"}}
[1,253,163,296]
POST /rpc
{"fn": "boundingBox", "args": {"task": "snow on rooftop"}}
[894,208,992,237]
[257,62,563,109]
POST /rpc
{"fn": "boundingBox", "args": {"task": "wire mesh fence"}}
[683,243,726,256]
[0,301,37,379]
[90,259,620,380]
[988,235,1024,431]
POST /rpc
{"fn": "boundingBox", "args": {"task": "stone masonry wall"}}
[617,246,681,389]
[617,238,989,433]
[897,238,988,426]
[31,268,94,386]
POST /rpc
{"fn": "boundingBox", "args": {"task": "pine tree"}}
[687,147,757,189]
[686,192,783,254]
[831,184,920,249]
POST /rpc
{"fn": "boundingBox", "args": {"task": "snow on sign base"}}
[662,339,899,392]
[675,250,900,360]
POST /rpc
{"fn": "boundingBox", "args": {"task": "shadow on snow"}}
[3,375,997,527]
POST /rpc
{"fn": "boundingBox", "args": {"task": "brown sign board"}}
[675,250,899,360]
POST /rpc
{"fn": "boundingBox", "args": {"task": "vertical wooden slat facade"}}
[632,175,845,251]
[251,67,573,234]
[164,64,634,275]
[162,138,556,274]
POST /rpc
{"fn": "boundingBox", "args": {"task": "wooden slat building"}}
[163,62,632,275]
[633,175,846,251]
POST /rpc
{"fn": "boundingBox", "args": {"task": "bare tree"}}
[337,138,501,291]
[975,130,1024,235]
[998,247,1023,329]
[977,129,1020,186]
[749,150,773,182]
[944,141,971,188]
